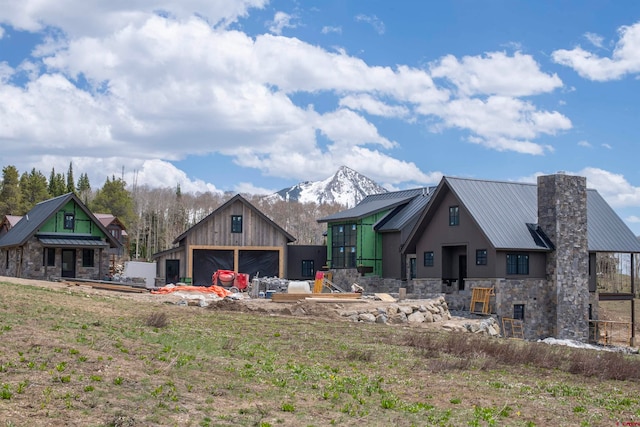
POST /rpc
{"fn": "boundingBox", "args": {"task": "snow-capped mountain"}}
[269,166,388,207]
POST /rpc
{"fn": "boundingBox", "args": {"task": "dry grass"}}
[1,280,640,426]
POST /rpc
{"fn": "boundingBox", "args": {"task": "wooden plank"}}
[374,293,396,302]
[67,282,148,293]
[304,297,367,303]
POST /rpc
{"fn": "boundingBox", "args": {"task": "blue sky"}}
[1,1,640,232]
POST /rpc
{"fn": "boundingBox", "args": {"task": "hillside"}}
[1,277,640,426]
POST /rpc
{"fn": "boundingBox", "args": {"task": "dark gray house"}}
[402,174,640,342]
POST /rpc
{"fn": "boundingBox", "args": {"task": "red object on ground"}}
[212,269,236,286]
[234,273,249,290]
[151,284,232,297]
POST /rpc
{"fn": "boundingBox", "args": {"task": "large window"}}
[64,213,75,230]
[82,249,95,267]
[423,251,434,267]
[301,260,314,277]
[476,249,487,265]
[42,248,55,267]
[449,206,459,226]
[506,253,529,275]
[231,215,243,233]
[331,223,357,268]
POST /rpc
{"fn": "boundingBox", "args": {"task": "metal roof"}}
[39,237,109,248]
[317,188,428,223]
[444,177,640,252]
[375,187,436,232]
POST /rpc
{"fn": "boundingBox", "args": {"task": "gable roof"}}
[404,176,640,254]
[0,193,121,249]
[317,188,433,225]
[3,215,23,228]
[94,213,128,236]
[173,194,295,244]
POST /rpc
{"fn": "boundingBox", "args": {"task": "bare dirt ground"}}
[0,276,480,332]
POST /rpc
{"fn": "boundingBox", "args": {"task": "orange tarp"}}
[151,285,232,298]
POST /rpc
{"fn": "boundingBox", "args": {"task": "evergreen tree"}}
[66,162,76,194]
[48,168,67,197]
[77,172,92,204]
[90,176,135,227]
[0,165,23,215]
[20,168,49,211]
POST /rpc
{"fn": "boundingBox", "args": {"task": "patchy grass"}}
[1,281,640,426]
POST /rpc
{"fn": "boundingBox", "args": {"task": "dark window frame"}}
[82,249,95,267]
[423,251,434,267]
[43,247,55,267]
[330,223,357,268]
[231,215,243,233]
[506,253,529,275]
[64,213,75,230]
[513,304,525,320]
[301,259,314,277]
[449,206,459,226]
[476,249,487,265]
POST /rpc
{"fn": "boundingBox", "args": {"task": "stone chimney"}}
[537,174,589,342]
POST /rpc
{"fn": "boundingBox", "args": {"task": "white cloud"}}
[0,0,269,35]
[436,96,571,154]
[339,94,410,118]
[430,51,563,97]
[580,167,640,207]
[552,21,640,81]
[602,143,613,149]
[0,26,4,39]
[626,215,640,224]
[355,14,385,35]
[268,11,296,35]
[584,32,605,48]
[577,140,591,147]
[321,26,341,35]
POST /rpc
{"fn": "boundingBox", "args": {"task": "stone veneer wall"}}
[2,237,108,281]
[538,174,590,342]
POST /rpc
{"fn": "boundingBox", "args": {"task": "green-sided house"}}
[0,193,121,281]
[317,188,435,280]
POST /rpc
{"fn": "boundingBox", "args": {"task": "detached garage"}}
[153,194,295,286]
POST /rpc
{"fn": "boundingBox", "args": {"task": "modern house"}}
[0,193,122,281]
[317,188,435,283]
[152,194,325,286]
[401,174,640,341]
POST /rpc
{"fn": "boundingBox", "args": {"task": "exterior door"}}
[458,255,467,290]
[61,249,76,278]
[165,259,180,284]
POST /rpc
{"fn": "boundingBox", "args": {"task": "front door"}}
[61,249,76,278]
[165,260,180,284]
[458,255,467,290]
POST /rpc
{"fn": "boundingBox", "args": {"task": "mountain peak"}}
[270,167,387,207]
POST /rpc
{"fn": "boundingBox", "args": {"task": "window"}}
[506,253,529,275]
[513,304,525,320]
[42,248,55,267]
[231,215,243,233]
[64,213,75,230]
[301,260,314,277]
[331,223,357,268]
[449,206,459,226]
[423,251,434,267]
[82,249,95,267]
[476,249,487,265]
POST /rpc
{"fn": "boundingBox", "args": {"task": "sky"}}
[1,1,640,232]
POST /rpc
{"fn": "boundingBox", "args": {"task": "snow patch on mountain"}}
[269,166,387,207]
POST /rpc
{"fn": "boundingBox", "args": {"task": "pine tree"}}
[77,172,92,204]
[48,168,67,197]
[90,176,135,228]
[20,168,49,211]
[0,165,23,215]
[66,162,76,194]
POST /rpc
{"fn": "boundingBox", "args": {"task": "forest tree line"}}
[0,164,342,260]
